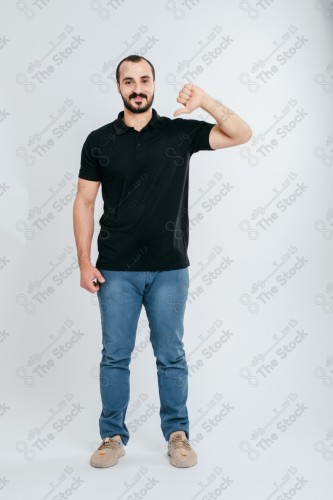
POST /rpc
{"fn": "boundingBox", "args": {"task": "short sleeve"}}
[78,133,102,181]
[185,119,215,154]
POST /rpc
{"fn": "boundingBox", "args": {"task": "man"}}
[73,54,252,468]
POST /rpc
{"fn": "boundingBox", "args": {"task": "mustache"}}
[130,93,147,99]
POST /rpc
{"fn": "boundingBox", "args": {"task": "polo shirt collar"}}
[114,108,162,134]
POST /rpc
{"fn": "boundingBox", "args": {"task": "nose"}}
[132,82,143,95]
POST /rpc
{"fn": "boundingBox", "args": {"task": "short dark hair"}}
[116,55,155,84]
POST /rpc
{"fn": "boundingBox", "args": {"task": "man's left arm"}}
[174,83,253,150]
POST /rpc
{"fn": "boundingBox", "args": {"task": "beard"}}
[120,91,155,114]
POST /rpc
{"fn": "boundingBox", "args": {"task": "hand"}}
[173,83,207,117]
[80,263,105,293]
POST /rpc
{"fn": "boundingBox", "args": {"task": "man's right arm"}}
[73,178,105,293]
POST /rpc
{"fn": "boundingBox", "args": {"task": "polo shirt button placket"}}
[133,128,141,147]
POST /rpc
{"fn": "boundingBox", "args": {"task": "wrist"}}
[200,93,215,112]
[78,256,91,269]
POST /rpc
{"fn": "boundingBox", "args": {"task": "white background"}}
[1,0,333,499]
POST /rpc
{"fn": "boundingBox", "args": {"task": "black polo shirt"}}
[78,108,215,271]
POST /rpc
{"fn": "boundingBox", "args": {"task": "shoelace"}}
[98,437,121,450]
[169,434,192,450]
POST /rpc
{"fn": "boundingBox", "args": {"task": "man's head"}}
[116,55,155,114]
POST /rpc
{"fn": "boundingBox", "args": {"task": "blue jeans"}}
[96,267,190,446]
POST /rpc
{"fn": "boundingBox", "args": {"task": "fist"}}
[173,83,207,117]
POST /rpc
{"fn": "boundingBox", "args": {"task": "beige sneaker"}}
[90,436,125,468]
[167,430,197,468]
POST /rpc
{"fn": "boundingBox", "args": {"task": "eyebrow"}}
[122,75,151,81]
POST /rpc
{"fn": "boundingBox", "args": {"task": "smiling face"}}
[117,59,155,114]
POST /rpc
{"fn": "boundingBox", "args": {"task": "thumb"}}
[95,269,105,282]
[173,108,188,117]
